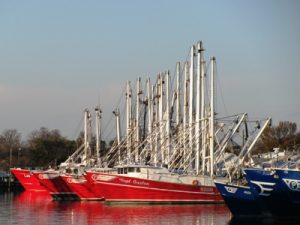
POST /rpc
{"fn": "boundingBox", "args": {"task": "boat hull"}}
[275,169,300,210]
[85,172,223,203]
[33,171,78,200]
[244,168,297,216]
[60,174,103,201]
[214,181,265,217]
[10,168,47,192]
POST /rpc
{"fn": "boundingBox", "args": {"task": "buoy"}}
[192,180,199,186]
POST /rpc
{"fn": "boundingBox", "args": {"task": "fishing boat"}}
[59,174,98,200]
[275,166,300,211]
[33,169,78,200]
[10,168,47,192]
[33,109,97,200]
[84,42,215,203]
[59,165,115,201]
[244,167,298,216]
[215,154,300,217]
[58,107,108,201]
[85,41,273,203]
[214,180,266,217]
[213,116,274,217]
[85,164,222,203]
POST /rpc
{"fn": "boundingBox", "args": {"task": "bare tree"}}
[0,129,21,170]
[254,121,299,153]
[27,127,76,167]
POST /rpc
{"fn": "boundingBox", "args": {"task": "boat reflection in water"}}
[11,191,230,225]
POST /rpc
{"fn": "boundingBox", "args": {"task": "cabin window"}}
[128,167,135,172]
[117,168,122,174]
[124,168,128,174]
[136,168,141,172]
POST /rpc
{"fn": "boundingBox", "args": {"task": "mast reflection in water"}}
[0,191,230,225]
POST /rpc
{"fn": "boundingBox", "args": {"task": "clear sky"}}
[1,0,300,141]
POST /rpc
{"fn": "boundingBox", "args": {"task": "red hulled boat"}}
[85,165,223,203]
[10,168,47,192]
[33,170,78,200]
[60,174,103,201]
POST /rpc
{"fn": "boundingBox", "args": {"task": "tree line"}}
[253,121,300,153]
[0,127,108,171]
[0,121,299,172]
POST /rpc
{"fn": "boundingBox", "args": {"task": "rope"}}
[215,62,229,117]
[71,111,84,140]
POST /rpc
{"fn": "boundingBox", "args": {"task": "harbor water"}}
[0,191,299,225]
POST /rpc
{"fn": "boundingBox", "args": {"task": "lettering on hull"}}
[224,186,237,194]
[67,177,86,184]
[38,173,59,180]
[250,181,275,196]
[92,174,116,182]
[282,178,300,192]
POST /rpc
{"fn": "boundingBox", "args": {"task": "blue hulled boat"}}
[214,180,267,217]
[275,168,300,210]
[244,167,298,216]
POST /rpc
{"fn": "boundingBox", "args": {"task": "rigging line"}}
[119,98,127,137]
[246,117,269,123]
[216,113,245,120]
[163,45,194,102]
[215,63,229,117]
[103,100,126,141]
[135,79,146,119]
[102,83,127,135]
[204,59,211,105]
[71,111,84,140]
[102,112,117,141]
[102,113,114,138]
[114,82,127,110]
[143,78,148,100]
[178,45,193,79]
[170,63,177,93]
[103,113,118,142]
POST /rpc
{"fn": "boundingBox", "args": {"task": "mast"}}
[147,78,153,164]
[232,118,272,176]
[209,56,216,176]
[176,62,181,125]
[83,109,91,165]
[201,60,207,174]
[135,77,141,163]
[239,118,272,164]
[195,41,204,175]
[154,83,159,166]
[165,71,171,166]
[95,106,102,166]
[113,109,121,164]
[126,81,132,164]
[159,74,164,164]
[189,45,195,168]
[183,61,189,166]
[215,113,248,163]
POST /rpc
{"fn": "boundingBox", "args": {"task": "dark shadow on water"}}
[228,216,300,225]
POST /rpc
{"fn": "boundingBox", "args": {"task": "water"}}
[0,191,299,225]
